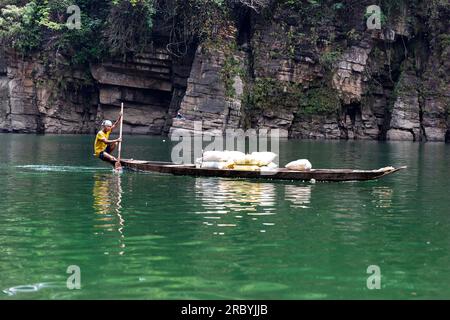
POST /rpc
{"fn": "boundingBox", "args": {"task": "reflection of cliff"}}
[93,174,125,254]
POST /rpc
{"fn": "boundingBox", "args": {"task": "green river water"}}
[0,133,449,299]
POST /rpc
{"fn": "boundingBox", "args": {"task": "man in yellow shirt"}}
[94,113,122,163]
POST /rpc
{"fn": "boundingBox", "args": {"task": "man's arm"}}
[99,137,122,145]
[111,112,123,130]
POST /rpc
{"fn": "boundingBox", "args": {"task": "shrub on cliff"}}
[0,0,270,64]
[0,0,154,64]
[299,86,341,115]
[104,0,155,57]
[0,2,42,53]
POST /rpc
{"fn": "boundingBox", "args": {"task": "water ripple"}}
[2,283,54,296]
[16,165,110,173]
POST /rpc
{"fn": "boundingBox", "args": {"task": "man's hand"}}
[115,138,122,143]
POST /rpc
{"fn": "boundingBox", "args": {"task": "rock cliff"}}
[0,1,448,142]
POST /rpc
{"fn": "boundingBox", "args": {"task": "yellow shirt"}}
[94,130,111,157]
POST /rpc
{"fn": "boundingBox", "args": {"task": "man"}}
[94,113,122,163]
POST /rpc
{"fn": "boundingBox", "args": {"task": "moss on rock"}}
[298,86,341,115]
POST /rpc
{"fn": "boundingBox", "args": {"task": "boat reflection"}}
[284,185,312,208]
[371,186,394,208]
[92,173,126,254]
[194,178,277,215]
[193,178,313,234]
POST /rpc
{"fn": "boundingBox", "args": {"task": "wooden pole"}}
[118,102,124,160]
[115,102,124,171]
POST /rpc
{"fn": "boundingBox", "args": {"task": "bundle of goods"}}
[285,159,312,171]
[196,151,242,169]
[196,151,278,171]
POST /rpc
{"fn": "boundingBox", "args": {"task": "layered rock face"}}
[1,2,449,142]
[420,55,450,142]
[0,54,98,133]
[91,50,174,135]
[386,70,421,141]
[0,47,191,135]
[171,2,449,142]
[0,56,8,130]
[288,42,381,140]
[170,45,246,136]
[249,16,321,137]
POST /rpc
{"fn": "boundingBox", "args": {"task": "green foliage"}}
[221,55,244,98]
[104,0,155,56]
[244,78,303,112]
[279,0,344,20]
[286,27,298,59]
[438,34,450,51]
[185,0,229,42]
[346,28,360,42]
[0,2,42,52]
[364,0,448,30]
[0,0,272,64]
[298,86,341,115]
[244,78,340,116]
[275,0,349,66]
[0,0,154,63]
[319,48,342,70]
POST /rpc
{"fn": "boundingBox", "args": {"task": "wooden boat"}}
[113,159,406,182]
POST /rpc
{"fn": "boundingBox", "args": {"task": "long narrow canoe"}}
[114,159,406,182]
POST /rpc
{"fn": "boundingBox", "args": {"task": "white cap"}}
[102,120,113,127]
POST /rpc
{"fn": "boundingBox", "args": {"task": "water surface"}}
[0,134,449,299]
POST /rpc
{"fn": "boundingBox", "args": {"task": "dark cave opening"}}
[344,103,362,126]
[235,8,253,48]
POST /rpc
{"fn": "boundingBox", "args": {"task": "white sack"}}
[285,159,312,171]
